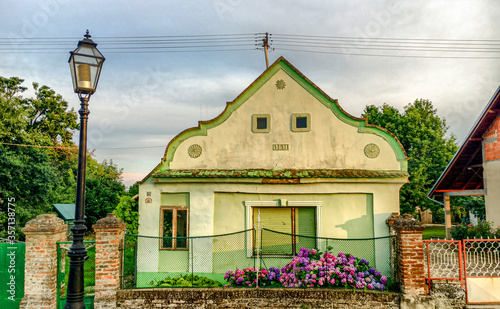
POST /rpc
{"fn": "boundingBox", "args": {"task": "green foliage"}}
[363,99,458,214]
[0,76,125,239]
[451,205,468,223]
[433,208,444,224]
[114,195,139,235]
[122,240,137,288]
[25,83,78,144]
[463,196,486,221]
[0,144,60,238]
[114,183,140,235]
[85,159,125,229]
[128,183,139,196]
[153,274,222,288]
[451,221,500,240]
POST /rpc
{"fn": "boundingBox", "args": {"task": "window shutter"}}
[296,207,316,250]
[255,208,292,255]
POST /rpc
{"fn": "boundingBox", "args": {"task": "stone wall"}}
[116,288,401,308]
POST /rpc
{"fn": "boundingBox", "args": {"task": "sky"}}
[1,0,500,187]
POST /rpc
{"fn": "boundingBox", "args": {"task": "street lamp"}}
[66,30,105,309]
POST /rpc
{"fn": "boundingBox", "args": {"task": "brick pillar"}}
[93,213,127,309]
[20,214,67,309]
[392,214,427,295]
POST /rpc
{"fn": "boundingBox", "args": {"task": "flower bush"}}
[451,221,500,240]
[224,248,388,291]
[279,248,387,290]
[224,267,281,287]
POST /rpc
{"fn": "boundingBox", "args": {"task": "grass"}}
[62,244,96,296]
[422,226,446,239]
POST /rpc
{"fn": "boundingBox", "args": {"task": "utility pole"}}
[263,32,270,69]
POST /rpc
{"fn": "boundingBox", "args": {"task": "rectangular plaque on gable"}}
[272,144,289,151]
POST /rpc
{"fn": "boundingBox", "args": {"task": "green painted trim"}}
[153,169,409,179]
[358,126,407,164]
[279,61,406,164]
[153,58,406,178]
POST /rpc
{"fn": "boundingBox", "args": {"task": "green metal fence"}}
[123,229,397,289]
[56,241,95,309]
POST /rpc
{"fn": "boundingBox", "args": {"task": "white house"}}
[135,57,408,285]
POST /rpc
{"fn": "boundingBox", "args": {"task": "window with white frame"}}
[245,201,322,256]
[254,207,316,255]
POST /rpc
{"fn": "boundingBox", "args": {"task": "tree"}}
[0,77,68,239]
[0,144,61,239]
[25,83,78,145]
[462,196,485,221]
[84,158,125,229]
[363,99,458,214]
[0,76,125,239]
[114,183,139,235]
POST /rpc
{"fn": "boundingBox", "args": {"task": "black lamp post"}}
[65,30,105,309]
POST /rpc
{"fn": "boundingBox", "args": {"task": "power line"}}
[0,142,166,150]
[272,33,500,44]
[277,47,500,59]
[0,33,499,59]
[0,142,77,150]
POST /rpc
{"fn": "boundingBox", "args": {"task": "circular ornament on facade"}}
[188,144,202,158]
[275,79,286,90]
[364,143,380,159]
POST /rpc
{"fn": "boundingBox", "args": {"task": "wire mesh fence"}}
[56,241,96,308]
[122,230,256,288]
[122,229,397,289]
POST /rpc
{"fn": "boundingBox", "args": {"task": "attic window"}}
[291,113,311,132]
[252,114,271,133]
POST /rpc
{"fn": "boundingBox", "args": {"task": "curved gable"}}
[143,57,407,182]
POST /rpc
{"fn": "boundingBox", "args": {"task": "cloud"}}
[1,0,499,182]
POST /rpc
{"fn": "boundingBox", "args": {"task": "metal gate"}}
[424,238,500,305]
[0,242,25,309]
[56,241,95,309]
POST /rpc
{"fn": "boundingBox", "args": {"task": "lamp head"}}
[69,30,105,95]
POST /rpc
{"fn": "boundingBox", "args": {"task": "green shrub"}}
[451,221,500,240]
[433,208,444,224]
[153,274,222,288]
[464,197,486,221]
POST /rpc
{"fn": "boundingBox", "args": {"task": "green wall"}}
[150,192,383,281]
[161,192,190,206]
[213,192,374,238]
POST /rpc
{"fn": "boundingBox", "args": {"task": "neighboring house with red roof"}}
[429,86,500,237]
[135,57,408,285]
